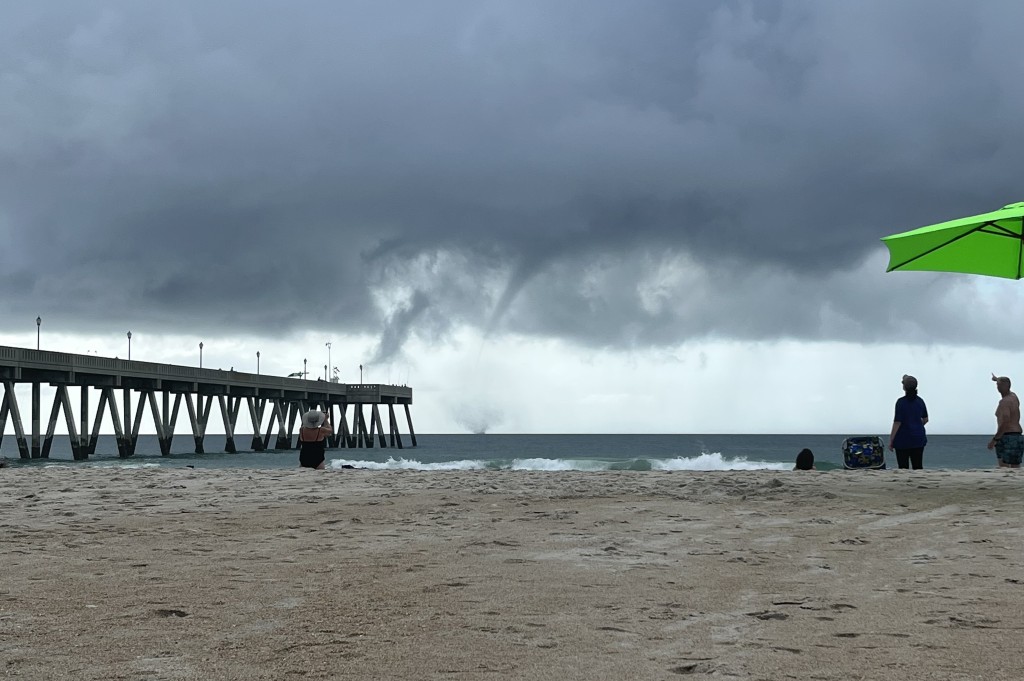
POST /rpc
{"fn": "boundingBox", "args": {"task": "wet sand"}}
[2,467,1024,680]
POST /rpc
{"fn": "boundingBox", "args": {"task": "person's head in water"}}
[794,448,815,471]
[902,374,918,397]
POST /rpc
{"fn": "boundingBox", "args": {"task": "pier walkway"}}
[0,346,415,460]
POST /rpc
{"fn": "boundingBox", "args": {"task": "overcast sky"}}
[3,0,1024,435]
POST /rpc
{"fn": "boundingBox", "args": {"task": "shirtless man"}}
[987,374,1023,468]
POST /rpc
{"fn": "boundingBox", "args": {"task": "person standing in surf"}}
[298,409,334,469]
[988,374,1022,468]
[888,374,928,469]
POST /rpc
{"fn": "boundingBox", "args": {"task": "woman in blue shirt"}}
[888,374,928,469]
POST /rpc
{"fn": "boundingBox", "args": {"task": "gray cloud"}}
[370,289,430,364]
[2,0,1023,351]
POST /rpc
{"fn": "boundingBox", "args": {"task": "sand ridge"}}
[2,467,1023,680]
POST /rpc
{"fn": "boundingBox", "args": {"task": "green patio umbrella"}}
[882,202,1024,279]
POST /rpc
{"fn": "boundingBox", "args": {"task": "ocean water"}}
[0,433,997,471]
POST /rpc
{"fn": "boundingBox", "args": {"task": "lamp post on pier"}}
[256,351,260,376]
[359,364,363,384]
[36,317,40,350]
[325,341,332,380]
[199,342,204,368]
[303,358,307,380]
[127,331,132,360]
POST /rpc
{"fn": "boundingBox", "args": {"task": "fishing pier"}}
[0,346,415,460]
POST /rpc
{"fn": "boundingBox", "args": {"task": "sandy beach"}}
[2,467,1024,680]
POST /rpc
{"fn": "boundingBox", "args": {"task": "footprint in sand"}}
[859,505,960,530]
[669,661,715,675]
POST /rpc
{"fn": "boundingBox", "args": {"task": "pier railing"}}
[0,345,411,401]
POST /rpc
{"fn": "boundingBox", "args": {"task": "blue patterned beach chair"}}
[842,436,886,470]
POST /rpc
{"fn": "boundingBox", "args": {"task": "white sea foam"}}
[329,457,488,471]
[328,452,788,472]
[508,458,609,471]
[651,452,789,471]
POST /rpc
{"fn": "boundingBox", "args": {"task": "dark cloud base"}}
[3,1,1023,358]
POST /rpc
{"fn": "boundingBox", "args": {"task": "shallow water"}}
[0,433,995,471]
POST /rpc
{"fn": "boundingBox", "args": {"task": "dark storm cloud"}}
[2,0,1023,351]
